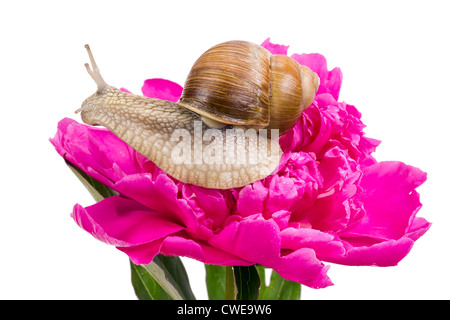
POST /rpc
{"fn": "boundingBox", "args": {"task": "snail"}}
[77,41,319,189]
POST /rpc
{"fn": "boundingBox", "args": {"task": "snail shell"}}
[179,41,319,134]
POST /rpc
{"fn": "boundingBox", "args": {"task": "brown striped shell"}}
[178,40,319,135]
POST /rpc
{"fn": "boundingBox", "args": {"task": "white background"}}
[0,0,448,300]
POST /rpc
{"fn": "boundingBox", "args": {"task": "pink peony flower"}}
[50,39,430,289]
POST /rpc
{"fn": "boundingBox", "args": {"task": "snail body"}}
[77,41,319,189]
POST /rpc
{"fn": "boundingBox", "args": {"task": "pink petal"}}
[50,118,146,189]
[118,239,165,265]
[301,105,333,155]
[114,173,200,230]
[160,235,252,265]
[210,214,280,266]
[260,38,289,55]
[275,249,333,289]
[291,53,328,80]
[86,126,144,177]
[235,181,268,217]
[358,136,381,168]
[405,217,431,241]
[300,146,362,232]
[49,117,75,158]
[120,235,251,266]
[263,175,298,217]
[182,185,231,229]
[141,78,183,102]
[327,238,415,267]
[272,210,292,230]
[280,227,345,260]
[324,68,343,101]
[281,152,322,215]
[210,214,332,288]
[342,161,428,242]
[291,53,342,100]
[120,87,132,94]
[72,196,184,247]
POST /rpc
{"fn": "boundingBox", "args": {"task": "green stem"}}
[224,266,236,300]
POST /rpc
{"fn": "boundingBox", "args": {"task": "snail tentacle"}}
[84,44,108,91]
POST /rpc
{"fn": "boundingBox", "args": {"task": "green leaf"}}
[233,265,261,300]
[148,255,196,300]
[130,261,172,300]
[256,266,267,297]
[64,159,195,300]
[257,267,301,300]
[224,266,236,300]
[205,264,226,300]
[65,159,118,201]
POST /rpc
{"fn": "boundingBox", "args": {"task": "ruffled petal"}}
[341,161,428,242]
[160,235,251,265]
[280,227,345,260]
[50,118,147,188]
[327,238,415,267]
[181,185,232,229]
[120,235,251,266]
[72,196,184,247]
[300,145,362,232]
[263,175,298,217]
[275,249,333,289]
[326,161,431,267]
[405,217,431,241]
[209,214,333,288]
[114,173,200,230]
[235,181,268,217]
[209,215,280,266]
